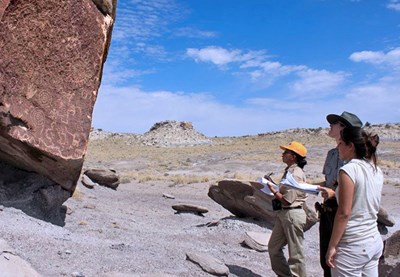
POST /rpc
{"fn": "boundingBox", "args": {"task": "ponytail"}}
[341,127,380,168]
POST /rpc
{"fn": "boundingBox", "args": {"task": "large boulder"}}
[379,230,400,276]
[208,179,318,231]
[0,0,116,222]
[84,168,120,190]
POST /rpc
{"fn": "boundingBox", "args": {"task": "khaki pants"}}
[268,208,307,277]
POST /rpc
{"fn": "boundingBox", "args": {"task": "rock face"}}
[0,0,116,222]
[0,161,70,225]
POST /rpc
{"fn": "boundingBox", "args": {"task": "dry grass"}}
[85,127,400,185]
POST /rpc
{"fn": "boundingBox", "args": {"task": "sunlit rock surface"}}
[0,0,116,224]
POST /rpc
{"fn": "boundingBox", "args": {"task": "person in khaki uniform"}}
[266,141,308,277]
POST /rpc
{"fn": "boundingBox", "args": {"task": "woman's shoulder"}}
[343,159,382,174]
[288,165,306,181]
[287,164,304,172]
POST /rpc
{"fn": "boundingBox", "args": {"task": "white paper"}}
[257,177,279,196]
[280,172,319,195]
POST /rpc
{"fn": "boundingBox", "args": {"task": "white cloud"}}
[349,47,400,69]
[174,27,218,38]
[186,46,268,67]
[291,69,347,93]
[93,78,399,137]
[94,85,267,136]
[185,46,348,93]
[248,62,306,81]
[343,82,400,123]
[186,46,244,66]
[387,0,400,11]
[114,0,184,42]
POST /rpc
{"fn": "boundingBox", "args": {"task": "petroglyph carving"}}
[0,0,116,193]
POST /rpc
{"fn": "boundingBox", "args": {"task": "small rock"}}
[186,251,229,276]
[162,193,175,199]
[66,207,73,215]
[206,220,220,227]
[377,206,396,227]
[243,231,271,252]
[172,204,208,215]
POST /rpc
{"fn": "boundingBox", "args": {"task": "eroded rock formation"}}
[0,0,116,224]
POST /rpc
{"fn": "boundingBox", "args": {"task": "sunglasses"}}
[331,121,346,127]
[283,150,294,155]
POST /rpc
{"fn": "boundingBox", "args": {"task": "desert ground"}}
[0,123,399,277]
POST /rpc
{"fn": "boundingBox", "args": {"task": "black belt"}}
[282,206,302,210]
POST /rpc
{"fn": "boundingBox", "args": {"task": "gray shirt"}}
[322,148,344,189]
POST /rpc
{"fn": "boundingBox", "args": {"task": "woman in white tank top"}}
[321,127,383,277]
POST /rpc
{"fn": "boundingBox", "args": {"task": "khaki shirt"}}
[279,164,307,208]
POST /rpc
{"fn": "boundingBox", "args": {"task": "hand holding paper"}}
[257,177,279,196]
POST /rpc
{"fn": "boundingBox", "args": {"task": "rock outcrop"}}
[0,0,116,223]
[141,120,211,147]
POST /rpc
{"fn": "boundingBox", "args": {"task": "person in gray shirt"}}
[315,111,362,277]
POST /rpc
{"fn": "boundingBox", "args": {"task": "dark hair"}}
[293,153,307,169]
[341,127,380,167]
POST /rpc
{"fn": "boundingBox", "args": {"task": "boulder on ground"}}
[243,231,271,252]
[0,239,42,277]
[172,204,208,215]
[84,169,120,190]
[378,206,396,227]
[208,179,318,231]
[379,230,400,276]
[186,251,229,276]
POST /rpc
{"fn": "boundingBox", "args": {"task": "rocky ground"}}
[0,121,399,277]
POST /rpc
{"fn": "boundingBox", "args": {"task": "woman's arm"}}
[267,182,290,205]
[326,170,355,268]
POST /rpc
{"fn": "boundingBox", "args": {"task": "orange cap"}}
[280,141,307,157]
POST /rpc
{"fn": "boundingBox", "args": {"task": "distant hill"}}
[90,122,400,146]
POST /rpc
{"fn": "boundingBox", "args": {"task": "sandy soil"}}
[0,128,399,277]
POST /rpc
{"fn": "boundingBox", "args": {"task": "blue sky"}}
[93,0,400,137]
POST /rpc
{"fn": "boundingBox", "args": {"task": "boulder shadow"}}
[227,264,263,277]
